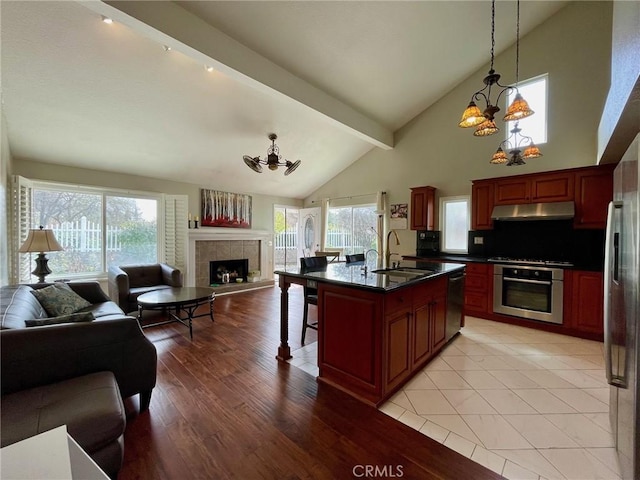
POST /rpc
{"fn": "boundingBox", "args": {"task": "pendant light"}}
[458,0,534,137]
[503,0,535,122]
[490,0,541,166]
[490,122,543,165]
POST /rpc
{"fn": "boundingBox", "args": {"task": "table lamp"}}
[18,226,64,282]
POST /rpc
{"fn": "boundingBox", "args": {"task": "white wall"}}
[0,111,11,285]
[304,2,613,256]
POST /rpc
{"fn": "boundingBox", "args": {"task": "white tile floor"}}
[288,316,622,480]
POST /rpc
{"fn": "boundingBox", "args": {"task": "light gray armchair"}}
[108,263,183,314]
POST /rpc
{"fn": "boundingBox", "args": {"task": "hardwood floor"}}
[120,285,503,479]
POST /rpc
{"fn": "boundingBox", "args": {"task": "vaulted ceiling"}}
[1,1,568,198]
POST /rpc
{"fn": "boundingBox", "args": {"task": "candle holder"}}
[188,220,192,229]
[194,220,199,229]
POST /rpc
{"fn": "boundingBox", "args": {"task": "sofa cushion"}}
[0,371,125,453]
[1,286,47,329]
[25,312,95,327]
[77,301,128,319]
[122,265,163,287]
[30,283,92,317]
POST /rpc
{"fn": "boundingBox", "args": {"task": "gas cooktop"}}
[487,257,574,267]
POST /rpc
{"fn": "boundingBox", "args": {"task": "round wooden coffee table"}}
[137,287,215,340]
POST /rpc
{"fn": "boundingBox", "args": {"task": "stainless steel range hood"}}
[491,201,575,221]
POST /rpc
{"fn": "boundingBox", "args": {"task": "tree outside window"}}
[32,189,157,276]
[326,205,378,256]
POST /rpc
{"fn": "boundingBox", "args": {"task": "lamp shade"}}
[19,226,63,253]
[523,143,543,159]
[490,147,509,164]
[458,102,486,128]
[504,93,535,121]
[473,119,499,137]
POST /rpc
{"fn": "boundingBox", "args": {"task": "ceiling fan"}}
[243,133,301,176]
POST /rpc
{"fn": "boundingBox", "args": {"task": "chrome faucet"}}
[385,230,400,268]
[362,249,379,275]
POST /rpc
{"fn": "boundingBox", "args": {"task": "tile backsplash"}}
[468,220,605,269]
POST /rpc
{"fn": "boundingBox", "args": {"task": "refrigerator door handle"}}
[604,200,626,388]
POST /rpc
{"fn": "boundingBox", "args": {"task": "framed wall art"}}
[201,189,252,228]
[390,203,408,230]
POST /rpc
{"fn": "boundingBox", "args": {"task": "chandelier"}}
[458,0,534,137]
[490,122,542,165]
[243,133,301,176]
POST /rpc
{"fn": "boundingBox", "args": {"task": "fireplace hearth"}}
[210,259,249,285]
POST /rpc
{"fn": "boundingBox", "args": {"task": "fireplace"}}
[210,258,249,285]
[187,229,272,288]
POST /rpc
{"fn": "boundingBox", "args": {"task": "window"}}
[506,74,547,144]
[11,176,187,284]
[325,204,378,257]
[29,183,159,278]
[440,196,469,253]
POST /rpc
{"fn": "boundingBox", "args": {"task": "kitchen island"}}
[275,260,465,406]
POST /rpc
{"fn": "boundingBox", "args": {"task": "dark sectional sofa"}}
[0,281,158,478]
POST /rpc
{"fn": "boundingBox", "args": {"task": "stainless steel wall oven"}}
[493,264,564,324]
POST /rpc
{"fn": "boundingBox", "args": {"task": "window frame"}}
[27,180,164,281]
[439,195,470,254]
[325,202,379,258]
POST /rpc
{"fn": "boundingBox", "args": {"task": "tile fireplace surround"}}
[187,229,272,287]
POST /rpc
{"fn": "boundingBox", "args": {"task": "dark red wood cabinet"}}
[564,270,604,336]
[410,186,436,230]
[530,172,575,203]
[494,177,531,205]
[383,276,447,395]
[471,165,614,231]
[574,165,614,228]
[317,275,450,406]
[494,171,574,205]
[471,181,494,230]
[463,263,492,315]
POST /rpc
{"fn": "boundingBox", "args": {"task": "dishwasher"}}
[446,270,465,342]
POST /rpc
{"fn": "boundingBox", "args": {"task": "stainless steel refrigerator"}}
[604,133,640,480]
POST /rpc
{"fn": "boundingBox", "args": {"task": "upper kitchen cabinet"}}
[574,165,614,228]
[410,186,436,230]
[494,171,574,205]
[471,180,494,230]
[471,165,614,230]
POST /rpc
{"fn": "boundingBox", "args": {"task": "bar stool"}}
[345,253,366,265]
[300,256,328,345]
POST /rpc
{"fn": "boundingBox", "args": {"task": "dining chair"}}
[299,256,328,345]
[345,253,366,265]
[314,251,341,263]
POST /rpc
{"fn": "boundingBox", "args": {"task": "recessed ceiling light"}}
[163,45,172,52]
[205,65,214,72]
[101,16,113,25]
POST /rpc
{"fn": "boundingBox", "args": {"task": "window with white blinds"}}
[163,195,188,273]
[11,176,33,283]
[10,176,186,282]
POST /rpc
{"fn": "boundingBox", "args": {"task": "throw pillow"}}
[25,311,95,327]
[30,283,92,317]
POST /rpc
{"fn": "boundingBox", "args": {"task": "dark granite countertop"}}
[274,260,465,292]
